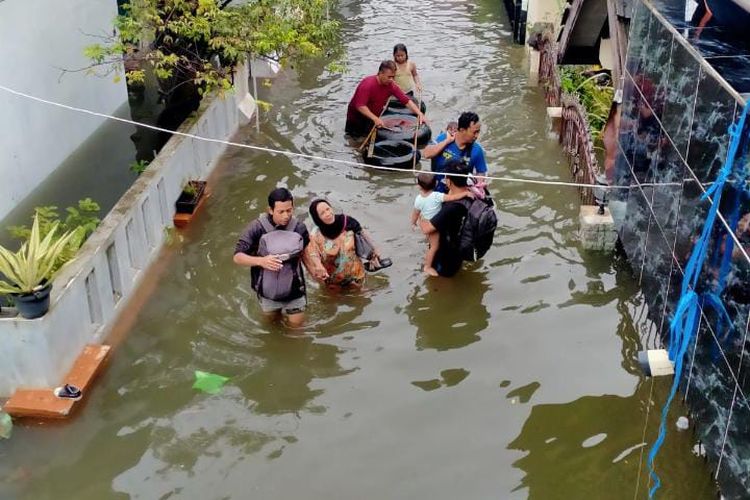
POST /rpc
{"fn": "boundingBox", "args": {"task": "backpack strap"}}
[460,141,474,161]
[458,196,473,210]
[258,215,275,233]
[258,215,298,233]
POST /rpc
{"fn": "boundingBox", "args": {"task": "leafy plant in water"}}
[560,66,613,142]
[256,99,273,112]
[0,214,77,295]
[325,60,347,74]
[7,199,101,273]
[129,159,150,175]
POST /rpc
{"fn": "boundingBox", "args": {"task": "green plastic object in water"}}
[0,412,12,439]
[192,370,230,394]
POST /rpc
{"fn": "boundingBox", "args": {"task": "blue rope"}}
[647,104,749,498]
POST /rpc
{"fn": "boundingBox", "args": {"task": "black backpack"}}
[458,196,497,262]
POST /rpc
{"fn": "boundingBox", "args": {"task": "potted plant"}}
[175,180,207,214]
[0,215,75,319]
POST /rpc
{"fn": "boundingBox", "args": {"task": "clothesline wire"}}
[2,82,749,266]
[0,82,706,190]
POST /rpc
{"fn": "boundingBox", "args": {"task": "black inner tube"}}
[363,140,420,169]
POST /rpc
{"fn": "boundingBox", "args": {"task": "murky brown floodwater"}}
[0,0,717,498]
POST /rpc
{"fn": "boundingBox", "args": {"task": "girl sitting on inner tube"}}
[392,43,422,96]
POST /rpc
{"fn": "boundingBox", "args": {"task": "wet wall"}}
[612,0,750,496]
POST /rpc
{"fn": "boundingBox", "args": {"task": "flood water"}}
[0,0,718,498]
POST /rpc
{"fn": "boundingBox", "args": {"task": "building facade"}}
[613,0,750,496]
[0,0,127,220]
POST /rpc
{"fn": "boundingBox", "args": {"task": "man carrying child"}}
[411,171,473,276]
[417,161,474,277]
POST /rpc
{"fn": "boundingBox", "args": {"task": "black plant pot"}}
[175,180,207,214]
[14,282,52,319]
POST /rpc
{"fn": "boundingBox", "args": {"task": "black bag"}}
[342,215,376,260]
[458,196,498,262]
[354,232,375,260]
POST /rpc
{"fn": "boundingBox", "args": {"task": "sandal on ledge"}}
[53,384,82,401]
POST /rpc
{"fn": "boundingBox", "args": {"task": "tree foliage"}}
[560,66,613,142]
[86,0,339,96]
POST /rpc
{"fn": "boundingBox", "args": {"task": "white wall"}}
[0,0,128,220]
[526,0,563,30]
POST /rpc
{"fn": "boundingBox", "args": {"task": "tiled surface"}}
[647,0,750,98]
[616,0,750,495]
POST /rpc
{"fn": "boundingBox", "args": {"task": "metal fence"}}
[560,93,599,204]
[538,34,600,204]
[538,34,560,107]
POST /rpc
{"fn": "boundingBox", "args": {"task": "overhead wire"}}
[0,82,700,190]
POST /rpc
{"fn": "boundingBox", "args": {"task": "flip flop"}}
[365,257,393,272]
[53,384,82,401]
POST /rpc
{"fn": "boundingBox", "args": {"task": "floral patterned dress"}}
[306,227,366,288]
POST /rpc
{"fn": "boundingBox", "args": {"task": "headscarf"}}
[309,199,346,240]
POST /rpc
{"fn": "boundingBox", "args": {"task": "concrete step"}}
[3,344,111,419]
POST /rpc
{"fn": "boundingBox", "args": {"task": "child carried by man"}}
[411,171,473,276]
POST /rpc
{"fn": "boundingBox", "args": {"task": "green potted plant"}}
[175,180,207,214]
[0,215,75,319]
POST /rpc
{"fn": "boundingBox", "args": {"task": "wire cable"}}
[1,82,748,266]
[0,82,687,190]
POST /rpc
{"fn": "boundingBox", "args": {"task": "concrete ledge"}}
[528,48,541,87]
[4,344,110,419]
[579,205,617,251]
[0,61,255,397]
[547,106,562,138]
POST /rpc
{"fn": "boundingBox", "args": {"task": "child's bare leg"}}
[424,232,439,276]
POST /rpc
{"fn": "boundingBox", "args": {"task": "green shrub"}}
[7,198,101,273]
[560,66,614,142]
[129,159,149,175]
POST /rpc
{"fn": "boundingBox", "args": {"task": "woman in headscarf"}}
[306,199,390,288]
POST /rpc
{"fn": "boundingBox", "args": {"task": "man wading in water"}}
[345,60,427,137]
[233,188,325,328]
[422,111,488,193]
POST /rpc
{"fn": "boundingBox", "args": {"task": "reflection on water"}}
[507,382,715,498]
[405,269,490,351]
[0,0,718,498]
[237,334,355,415]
